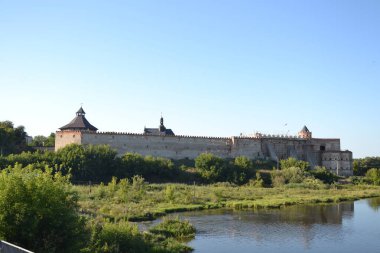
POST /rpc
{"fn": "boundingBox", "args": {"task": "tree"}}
[29,133,55,147]
[56,144,118,182]
[0,164,86,253]
[354,157,380,176]
[280,157,309,170]
[365,168,380,185]
[195,153,226,183]
[0,121,28,155]
[311,166,338,184]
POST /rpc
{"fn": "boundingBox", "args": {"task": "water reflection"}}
[367,197,380,211]
[141,198,380,253]
[177,202,354,250]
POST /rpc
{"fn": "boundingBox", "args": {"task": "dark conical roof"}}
[59,107,98,131]
[301,126,310,132]
[76,107,85,115]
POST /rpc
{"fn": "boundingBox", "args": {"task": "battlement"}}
[55,108,353,176]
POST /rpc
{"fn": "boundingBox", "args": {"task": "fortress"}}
[55,107,353,176]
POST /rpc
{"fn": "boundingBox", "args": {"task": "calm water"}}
[145,198,380,253]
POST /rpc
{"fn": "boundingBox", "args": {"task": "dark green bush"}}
[0,165,86,253]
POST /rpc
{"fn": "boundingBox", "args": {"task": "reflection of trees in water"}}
[239,202,354,226]
[196,202,355,249]
[367,197,380,211]
[178,202,356,250]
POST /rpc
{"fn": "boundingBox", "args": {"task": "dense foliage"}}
[149,217,195,239]
[29,133,55,147]
[0,165,194,253]
[0,165,86,253]
[354,157,380,176]
[271,158,338,188]
[194,153,257,184]
[365,168,380,185]
[0,121,29,156]
[0,145,344,186]
[280,157,309,170]
[0,145,274,185]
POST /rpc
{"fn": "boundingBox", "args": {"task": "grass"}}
[149,216,196,239]
[74,182,380,222]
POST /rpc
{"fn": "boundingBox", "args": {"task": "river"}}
[144,198,380,252]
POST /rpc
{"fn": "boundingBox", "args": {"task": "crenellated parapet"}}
[55,108,353,176]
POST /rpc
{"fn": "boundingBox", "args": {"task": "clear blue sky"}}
[0,0,379,158]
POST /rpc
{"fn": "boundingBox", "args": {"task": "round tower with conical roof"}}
[298,126,312,139]
[59,107,98,132]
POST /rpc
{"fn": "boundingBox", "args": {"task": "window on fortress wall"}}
[320,145,326,151]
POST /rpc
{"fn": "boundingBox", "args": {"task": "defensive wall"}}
[55,130,353,176]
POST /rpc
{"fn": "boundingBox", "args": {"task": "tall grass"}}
[74,180,380,222]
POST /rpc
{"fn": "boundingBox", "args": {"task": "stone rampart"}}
[55,131,353,176]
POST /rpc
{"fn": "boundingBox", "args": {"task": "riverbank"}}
[75,182,380,222]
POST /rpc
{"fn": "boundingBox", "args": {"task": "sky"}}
[0,0,379,158]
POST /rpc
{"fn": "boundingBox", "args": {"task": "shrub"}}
[149,217,196,239]
[280,157,309,170]
[57,144,118,182]
[365,168,380,185]
[272,166,306,186]
[311,166,338,184]
[0,164,86,253]
[83,221,149,253]
[195,153,226,183]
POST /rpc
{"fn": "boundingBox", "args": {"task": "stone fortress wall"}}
[55,130,353,176]
[55,108,353,176]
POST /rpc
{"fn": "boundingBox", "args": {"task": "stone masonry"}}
[55,108,353,176]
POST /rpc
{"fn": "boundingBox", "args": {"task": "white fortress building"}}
[55,107,353,176]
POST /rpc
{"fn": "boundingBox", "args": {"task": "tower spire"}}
[159,113,166,132]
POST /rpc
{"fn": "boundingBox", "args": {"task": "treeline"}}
[0,144,276,185]
[0,144,341,187]
[353,157,380,176]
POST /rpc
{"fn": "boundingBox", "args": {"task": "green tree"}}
[56,144,118,182]
[354,157,380,176]
[0,164,86,253]
[231,156,255,184]
[195,153,226,183]
[29,133,55,147]
[0,121,28,155]
[271,166,306,186]
[365,168,380,185]
[280,157,309,170]
[119,153,176,182]
[311,166,338,184]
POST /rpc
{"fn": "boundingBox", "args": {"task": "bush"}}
[365,168,380,185]
[280,157,309,170]
[83,221,149,253]
[0,164,86,253]
[272,166,306,187]
[83,218,194,253]
[119,153,177,182]
[57,144,119,182]
[149,217,196,239]
[311,166,338,184]
[195,153,226,183]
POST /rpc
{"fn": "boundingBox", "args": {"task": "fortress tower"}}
[59,107,98,132]
[298,126,312,139]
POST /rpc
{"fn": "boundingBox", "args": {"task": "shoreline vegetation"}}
[1,143,380,252]
[75,181,380,223]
